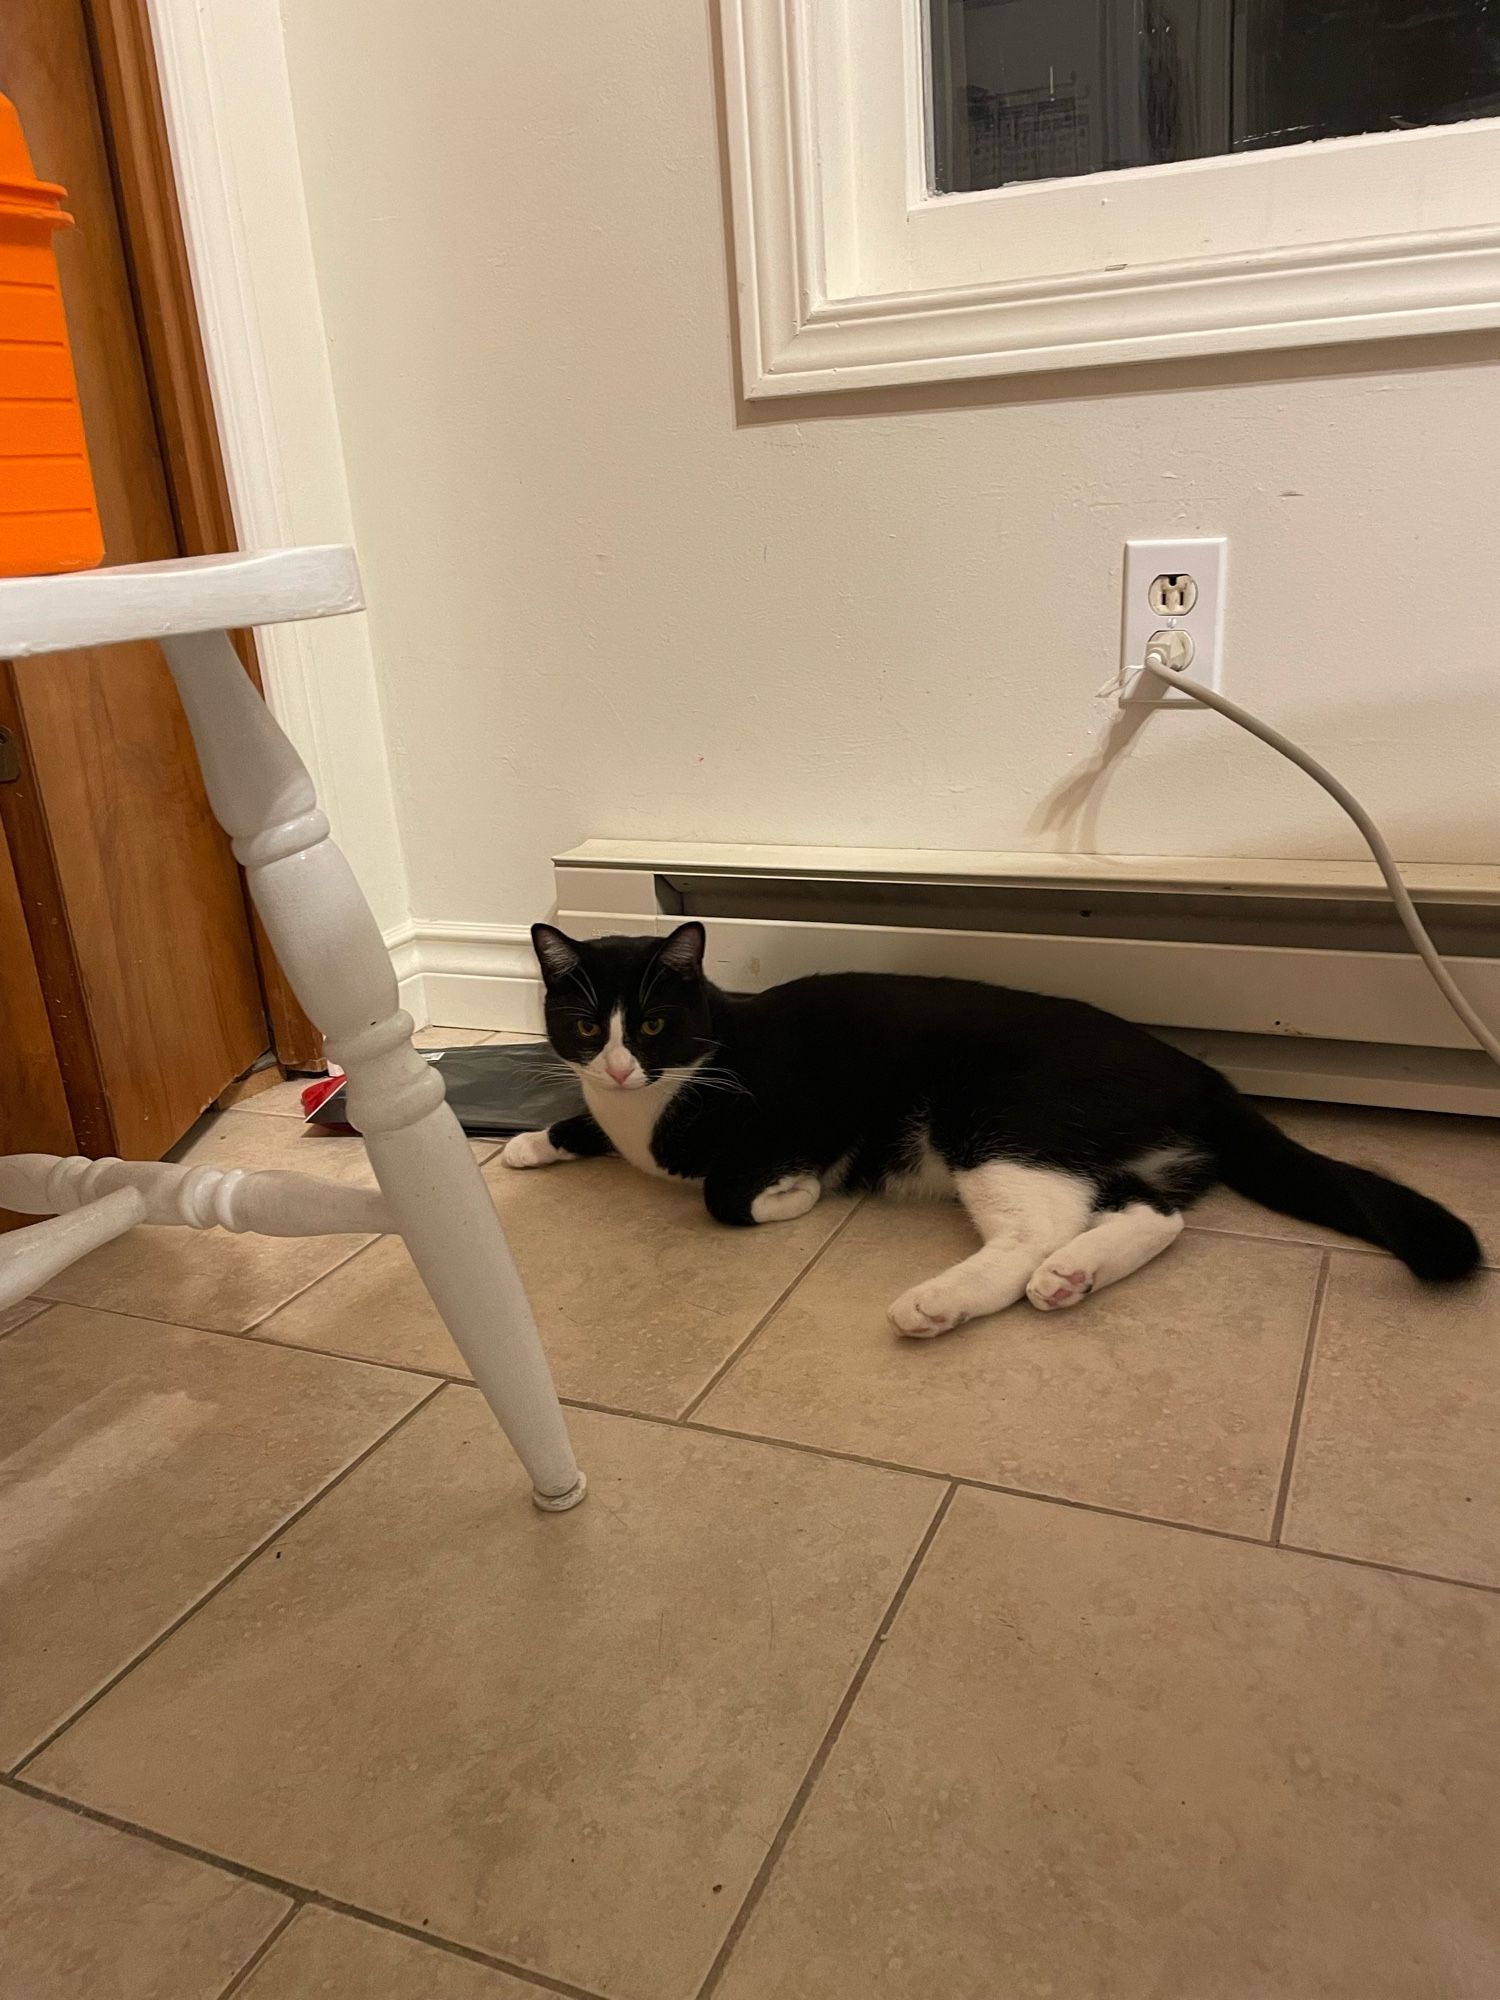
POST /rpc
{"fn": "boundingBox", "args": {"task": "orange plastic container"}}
[0,91,103,578]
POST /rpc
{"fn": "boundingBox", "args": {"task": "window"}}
[721,0,1500,396]
[931,1,1500,194]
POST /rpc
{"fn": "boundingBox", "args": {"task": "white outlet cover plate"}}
[1120,536,1227,706]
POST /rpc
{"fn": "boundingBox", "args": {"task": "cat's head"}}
[530,921,711,1091]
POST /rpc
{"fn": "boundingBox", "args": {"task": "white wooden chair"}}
[0,546,585,1512]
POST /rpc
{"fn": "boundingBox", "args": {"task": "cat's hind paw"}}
[1026,1261,1094,1311]
[888,1282,968,1338]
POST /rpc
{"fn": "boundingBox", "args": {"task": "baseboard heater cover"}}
[553,842,1500,1117]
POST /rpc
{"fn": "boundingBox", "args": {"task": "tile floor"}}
[3,1055,1498,2000]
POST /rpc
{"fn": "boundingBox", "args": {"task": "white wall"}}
[278,0,1500,967]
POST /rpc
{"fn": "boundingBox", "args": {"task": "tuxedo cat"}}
[502,921,1479,1336]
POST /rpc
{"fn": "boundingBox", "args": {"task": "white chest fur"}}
[582,1073,696,1179]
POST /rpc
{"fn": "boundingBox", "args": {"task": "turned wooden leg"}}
[161,628,584,1511]
[0,1190,145,1308]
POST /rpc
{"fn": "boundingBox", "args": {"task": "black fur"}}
[532,923,1481,1281]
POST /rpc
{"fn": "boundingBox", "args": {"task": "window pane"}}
[928,0,1500,195]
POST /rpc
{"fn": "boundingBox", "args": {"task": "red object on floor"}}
[299,1076,354,1131]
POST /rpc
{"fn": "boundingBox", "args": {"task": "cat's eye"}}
[640,1016,666,1038]
[576,1021,603,1040]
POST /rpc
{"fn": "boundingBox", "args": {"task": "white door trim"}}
[144,0,411,935]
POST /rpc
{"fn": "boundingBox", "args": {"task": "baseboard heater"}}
[554,841,1500,1117]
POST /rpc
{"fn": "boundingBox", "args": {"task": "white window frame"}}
[721,0,1500,398]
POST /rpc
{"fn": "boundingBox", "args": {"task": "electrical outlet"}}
[1148,572,1197,617]
[1119,536,1226,706]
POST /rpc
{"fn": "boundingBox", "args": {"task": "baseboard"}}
[382,919,426,1023]
[383,921,543,1033]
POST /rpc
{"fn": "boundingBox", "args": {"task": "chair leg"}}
[161,628,584,1511]
[356,1061,587,1510]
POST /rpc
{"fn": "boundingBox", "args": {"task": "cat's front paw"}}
[888,1281,968,1338]
[749,1172,822,1223]
[501,1130,573,1170]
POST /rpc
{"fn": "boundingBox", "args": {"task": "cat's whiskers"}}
[680,1066,752,1099]
[534,1062,587,1087]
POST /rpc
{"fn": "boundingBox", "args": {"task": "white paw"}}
[750,1172,822,1224]
[501,1130,573,1170]
[1026,1260,1095,1311]
[888,1280,969,1339]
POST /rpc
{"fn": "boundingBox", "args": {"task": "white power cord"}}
[1139,648,1500,1070]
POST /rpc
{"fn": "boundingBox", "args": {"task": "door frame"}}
[128,0,413,997]
[84,0,326,1068]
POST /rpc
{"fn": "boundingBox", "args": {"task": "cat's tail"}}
[1208,1092,1481,1282]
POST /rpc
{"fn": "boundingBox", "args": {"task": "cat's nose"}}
[604,1053,634,1083]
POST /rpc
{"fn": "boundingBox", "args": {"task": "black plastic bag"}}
[304,1042,583,1139]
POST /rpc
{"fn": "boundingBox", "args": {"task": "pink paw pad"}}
[1027,1265,1096,1311]
[916,1305,961,1332]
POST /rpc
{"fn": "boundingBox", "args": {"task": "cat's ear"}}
[654,920,706,979]
[531,923,582,984]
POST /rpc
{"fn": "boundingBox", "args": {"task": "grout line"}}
[561,1392,674,1421]
[557,1395,1267,1542]
[541,1393,1500,1600]
[8,1384,447,1777]
[172,1316,469,1387]
[1273,1541,1500,1598]
[677,1198,867,1420]
[33,1234,377,1339]
[239,1231,392,1332]
[1,1774,611,2000]
[1186,1220,1352,1253]
[695,1482,958,2000]
[1270,1251,1331,1545]
[213,1899,303,2000]
[0,1772,316,1902]
[0,1301,55,1343]
[679,1412,1275,1548]
[1185,1219,1497,1273]
[11,1274,464,1389]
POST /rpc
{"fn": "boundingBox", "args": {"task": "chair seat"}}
[0,546,361,658]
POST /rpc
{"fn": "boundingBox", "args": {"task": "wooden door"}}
[0,6,271,1160]
[0,824,75,1162]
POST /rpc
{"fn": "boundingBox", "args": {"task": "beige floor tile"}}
[32,1394,940,2000]
[34,1112,492,1333]
[1192,1099,1498,1263]
[699,1205,1319,1534]
[241,1029,501,1118]
[0,1784,287,2000]
[257,1158,853,1416]
[0,1305,428,1766]
[1,1298,48,1338]
[1282,1255,1500,1586]
[719,1487,1500,2000]
[238,1908,551,2000]
[227,1074,323,1118]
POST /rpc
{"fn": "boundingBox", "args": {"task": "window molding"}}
[721,0,1500,399]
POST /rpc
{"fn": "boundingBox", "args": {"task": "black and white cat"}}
[502,921,1480,1336]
